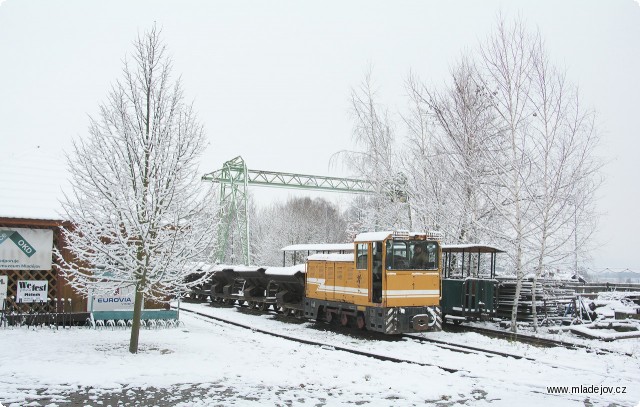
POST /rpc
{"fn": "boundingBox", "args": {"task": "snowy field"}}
[1,302,639,407]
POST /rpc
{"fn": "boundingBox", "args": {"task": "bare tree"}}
[56,26,216,353]
[473,18,603,331]
[403,73,450,235]
[335,69,409,232]
[406,58,500,245]
[473,17,541,332]
[526,42,603,328]
[252,197,349,266]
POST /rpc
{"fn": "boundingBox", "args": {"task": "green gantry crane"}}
[202,156,376,265]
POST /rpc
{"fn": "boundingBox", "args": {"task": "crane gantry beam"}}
[202,156,375,265]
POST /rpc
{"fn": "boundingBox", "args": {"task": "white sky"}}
[0,0,639,270]
[1,301,639,405]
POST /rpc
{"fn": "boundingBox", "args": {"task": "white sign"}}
[0,228,53,270]
[0,275,7,309]
[16,280,48,303]
[91,286,135,311]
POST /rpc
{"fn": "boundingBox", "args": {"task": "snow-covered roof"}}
[441,244,505,253]
[307,253,353,262]
[184,262,217,273]
[354,231,443,242]
[209,264,265,272]
[264,264,306,276]
[354,231,393,242]
[281,243,353,252]
[0,146,69,221]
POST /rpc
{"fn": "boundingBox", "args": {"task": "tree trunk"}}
[531,273,538,332]
[129,282,144,354]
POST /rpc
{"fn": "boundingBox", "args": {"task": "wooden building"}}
[0,216,87,312]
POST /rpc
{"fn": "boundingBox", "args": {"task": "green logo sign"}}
[0,230,37,258]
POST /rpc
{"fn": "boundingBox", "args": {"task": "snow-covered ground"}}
[1,302,639,407]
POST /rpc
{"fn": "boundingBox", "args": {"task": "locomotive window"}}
[356,243,368,270]
[386,240,439,270]
[386,241,409,270]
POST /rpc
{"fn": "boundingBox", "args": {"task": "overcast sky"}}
[1,0,638,271]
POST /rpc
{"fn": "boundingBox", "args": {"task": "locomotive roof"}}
[281,243,353,252]
[354,231,393,242]
[441,244,505,253]
[354,231,442,242]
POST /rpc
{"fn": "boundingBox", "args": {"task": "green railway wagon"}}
[440,244,503,324]
[441,278,498,323]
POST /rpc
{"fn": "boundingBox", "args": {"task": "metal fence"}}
[1,297,89,328]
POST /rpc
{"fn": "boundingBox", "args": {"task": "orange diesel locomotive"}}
[303,230,442,334]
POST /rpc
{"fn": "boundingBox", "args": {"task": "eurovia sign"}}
[0,228,53,270]
[91,286,135,311]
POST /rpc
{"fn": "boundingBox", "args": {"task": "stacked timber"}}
[496,278,576,321]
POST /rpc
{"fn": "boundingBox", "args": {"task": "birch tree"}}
[406,58,500,244]
[527,41,602,327]
[57,26,216,353]
[336,70,409,232]
[473,18,540,332]
[403,74,449,235]
[476,18,602,331]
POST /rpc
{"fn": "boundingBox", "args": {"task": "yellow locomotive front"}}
[303,230,442,334]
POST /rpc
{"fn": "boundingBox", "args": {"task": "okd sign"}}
[16,280,48,303]
[0,228,53,270]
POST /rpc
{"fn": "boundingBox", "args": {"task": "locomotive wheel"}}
[356,313,366,330]
[258,302,269,312]
[247,301,256,309]
[340,312,349,327]
[325,309,334,324]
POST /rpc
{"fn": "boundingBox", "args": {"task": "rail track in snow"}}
[182,298,631,357]
[177,302,538,367]
[177,302,635,405]
[444,322,635,357]
[177,305,465,373]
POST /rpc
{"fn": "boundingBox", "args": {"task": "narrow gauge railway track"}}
[404,334,536,361]
[445,323,634,357]
[185,299,633,358]
[177,305,464,374]
[176,304,633,404]
[179,303,534,365]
